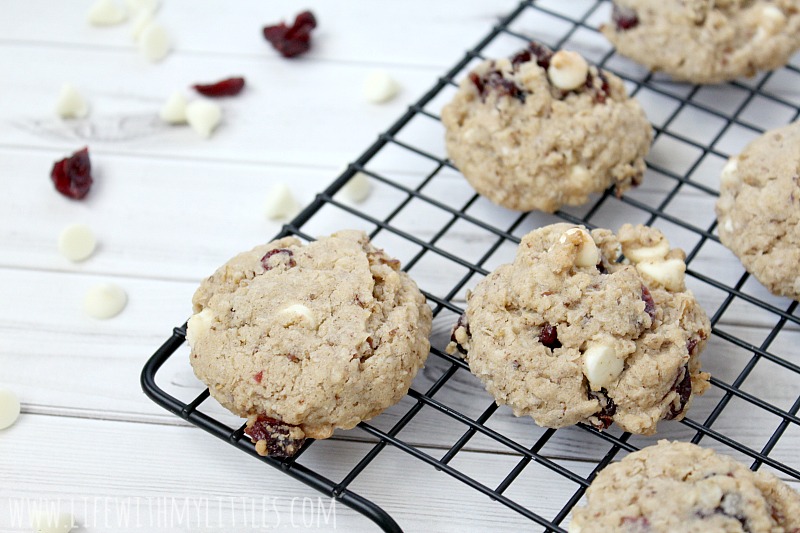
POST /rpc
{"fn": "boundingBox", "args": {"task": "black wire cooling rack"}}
[142,1,800,531]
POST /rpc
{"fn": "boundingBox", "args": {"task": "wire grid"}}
[142,1,800,531]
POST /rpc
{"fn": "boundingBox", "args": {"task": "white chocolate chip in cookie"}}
[636,258,686,291]
[279,304,318,329]
[186,308,214,348]
[756,5,787,39]
[720,158,739,188]
[31,511,74,533]
[547,50,589,90]
[623,239,670,264]
[560,228,600,267]
[570,165,592,188]
[582,343,623,391]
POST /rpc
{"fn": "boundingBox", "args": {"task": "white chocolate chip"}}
[757,5,787,37]
[582,343,623,390]
[87,0,127,26]
[185,100,222,138]
[264,183,300,220]
[279,304,318,329]
[31,511,74,533]
[340,172,372,203]
[570,165,591,187]
[623,239,670,264]
[547,50,589,90]
[83,283,128,319]
[126,0,159,14]
[0,388,21,430]
[159,91,188,124]
[138,23,171,62]
[363,70,400,104]
[186,308,214,348]
[55,84,89,119]
[560,228,600,267]
[720,158,739,188]
[723,218,734,233]
[58,223,97,262]
[636,258,686,291]
[130,8,154,41]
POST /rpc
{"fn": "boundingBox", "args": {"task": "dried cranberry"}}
[50,147,93,200]
[469,68,527,103]
[245,415,305,458]
[641,286,656,322]
[254,371,263,383]
[527,42,554,69]
[665,365,692,420]
[586,70,611,104]
[620,516,650,531]
[539,322,562,350]
[450,312,471,355]
[589,389,617,430]
[263,10,317,58]
[193,77,245,97]
[260,248,296,270]
[612,4,640,31]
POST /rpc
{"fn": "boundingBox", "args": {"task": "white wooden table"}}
[2,1,800,532]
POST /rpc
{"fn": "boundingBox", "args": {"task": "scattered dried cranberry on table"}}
[192,77,246,97]
[51,147,93,200]
[263,10,317,58]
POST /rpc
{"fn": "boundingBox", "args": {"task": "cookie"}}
[602,1,800,84]
[716,121,800,300]
[187,230,432,457]
[447,223,710,435]
[569,440,800,532]
[440,42,652,213]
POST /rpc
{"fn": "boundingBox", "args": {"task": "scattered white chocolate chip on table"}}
[186,308,214,348]
[160,91,188,124]
[30,511,75,533]
[363,70,400,104]
[547,50,589,90]
[279,304,318,329]
[264,183,300,220]
[130,8,155,41]
[185,100,222,138]
[87,0,127,26]
[559,227,599,267]
[636,258,686,292]
[58,223,97,262]
[126,0,159,14]
[55,84,89,119]
[0,388,21,430]
[340,172,372,203]
[582,343,623,390]
[84,283,128,319]
[138,23,171,62]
